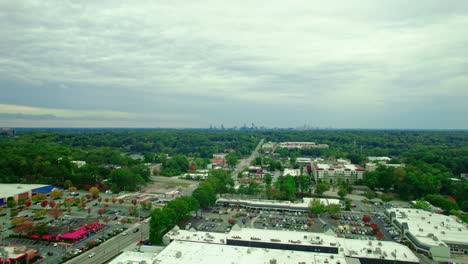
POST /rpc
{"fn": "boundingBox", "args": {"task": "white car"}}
[88,252,96,258]
[122,232,128,236]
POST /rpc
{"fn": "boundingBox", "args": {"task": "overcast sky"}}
[1,1,467,129]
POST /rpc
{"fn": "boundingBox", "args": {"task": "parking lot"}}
[4,237,65,263]
[183,206,329,234]
[325,212,376,240]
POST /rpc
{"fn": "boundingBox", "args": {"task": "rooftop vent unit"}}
[441,231,445,234]
[270,259,277,264]
[434,226,438,229]
[391,251,396,257]
[419,228,423,232]
[175,251,182,258]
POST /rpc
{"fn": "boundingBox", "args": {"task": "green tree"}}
[315,182,330,195]
[264,173,272,185]
[413,199,431,210]
[380,193,393,202]
[226,153,238,169]
[326,204,341,214]
[130,164,151,181]
[364,190,376,200]
[6,197,16,208]
[110,168,145,192]
[337,186,348,199]
[309,199,326,215]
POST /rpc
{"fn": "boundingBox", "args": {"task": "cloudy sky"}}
[1,0,467,129]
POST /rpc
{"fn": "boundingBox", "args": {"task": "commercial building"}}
[385,208,468,261]
[0,246,37,264]
[156,240,349,264]
[367,157,392,162]
[183,171,209,180]
[108,251,160,264]
[365,163,406,172]
[312,164,365,184]
[279,142,316,149]
[296,157,312,166]
[283,168,301,177]
[216,197,343,212]
[0,184,50,205]
[163,226,419,264]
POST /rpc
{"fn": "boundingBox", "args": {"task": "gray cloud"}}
[0,0,467,128]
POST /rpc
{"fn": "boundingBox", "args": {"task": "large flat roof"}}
[216,197,341,211]
[164,227,419,263]
[0,184,48,198]
[156,240,349,264]
[387,208,468,246]
[108,251,159,264]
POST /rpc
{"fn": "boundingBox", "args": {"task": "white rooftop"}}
[229,228,339,247]
[388,208,468,246]
[283,169,301,176]
[368,157,391,161]
[216,197,341,211]
[314,164,364,171]
[108,251,159,264]
[0,184,48,198]
[155,240,348,264]
[164,227,419,263]
[340,237,418,262]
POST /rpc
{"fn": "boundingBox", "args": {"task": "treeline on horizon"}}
[0,130,467,210]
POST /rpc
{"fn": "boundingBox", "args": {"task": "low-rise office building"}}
[312,164,365,184]
[385,208,468,261]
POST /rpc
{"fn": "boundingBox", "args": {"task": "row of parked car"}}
[375,213,402,243]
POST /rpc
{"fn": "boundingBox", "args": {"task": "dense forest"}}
[0,129,466,210]
[0,130,259,190]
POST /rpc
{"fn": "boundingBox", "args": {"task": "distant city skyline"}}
[1,1,467,129]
